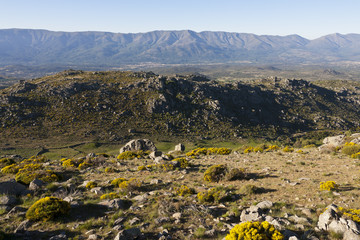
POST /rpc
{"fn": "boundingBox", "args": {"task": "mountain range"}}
[1,29,360,66]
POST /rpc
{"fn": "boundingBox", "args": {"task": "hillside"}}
[1,29,360,65]
[1,70,360,146]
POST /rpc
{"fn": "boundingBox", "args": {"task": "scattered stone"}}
[49,232,67,240]
[120,139,157,153]
[129,217,141,225]
[88,234,99,240]
[172,212,182,220]
[132,193,149,202]
[90,187,104,195]
[150,179,162,185]
[155,217,170,224]
[14,219,31,233]
[98,199,126,210]
[114,228,141,240]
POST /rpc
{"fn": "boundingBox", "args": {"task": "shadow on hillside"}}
[7,229,81,240]
[247,172,278,180]
[68,203,109,222]
[338,184,357,192]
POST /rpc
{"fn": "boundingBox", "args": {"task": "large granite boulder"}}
[120,139,157,153]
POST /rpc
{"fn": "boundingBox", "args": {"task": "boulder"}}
[0,180,27,195]
[317,204,360,239]
[120,139,157,153]
[322,134,345,147]
[175,143,185,152]
[149,151,163,160]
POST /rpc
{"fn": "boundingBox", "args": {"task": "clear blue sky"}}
[1,0,359,39]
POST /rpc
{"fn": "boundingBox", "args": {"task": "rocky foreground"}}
[1,135,360,239]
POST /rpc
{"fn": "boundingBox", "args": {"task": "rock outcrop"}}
[120,139,157,153]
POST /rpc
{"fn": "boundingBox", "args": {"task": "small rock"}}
[49,232,67,240]
[172,212,182,220]
[256,200,273,209]
[149,151,163,160]
[0,195,17,205]
[98,199,126,210]
[88,234,99,240]
[150,179,162,185]
[129,217,140,225]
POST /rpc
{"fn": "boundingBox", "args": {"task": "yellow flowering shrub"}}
[186,147,231,157]
[85,181,97,189]
[197,187,232,203]
[0,158,15,168]
[203,164,227,182]
[176,185,195,196]
[320,181,338,191]
[111,177,127,187]
[172,157,189,168]
[117,150,149,160]
[1,163,21,174]
[100,192,120,200]
[338,207,360,223]
[26,197,70,221]
[244,147,254,153]
[265,145,280,151]
[137,165,146,171]
[118,178,142,192]
[282,146,294,152]
[78,161,92,170]
[105,167,115,173]
[225,221,283,240]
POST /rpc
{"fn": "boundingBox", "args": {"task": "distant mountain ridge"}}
[1,29,360,65]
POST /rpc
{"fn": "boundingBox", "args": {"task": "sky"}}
[1,0,359,39]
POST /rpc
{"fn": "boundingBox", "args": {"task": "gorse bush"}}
[338,206,360,224]
[225,221,283,240]
[111,177,127,187]
[176,185,195,196]
[0,158,15,168]
[197,187,232,203]
[282,146,294,152]
[85,181,97,189]
[186,147,231,157]
[342,143,360,156]
[26,197,70,221]
[117,150,150,160]
[100,192,120,200]
[203,164,227,182]
[118,178,142,192]
[1,163,20,174]
[320,181,338,191]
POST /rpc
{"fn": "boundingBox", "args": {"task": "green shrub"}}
[172,157,189,168]
[226,168,247,181]
[118,178,142,192]
[342,144,360,156]
[26,197,70,221]
[225,221,283,240]
[239,184,261,195]
[203,164,227,182]
[117,150,149,160]
[186,147,231,157]
[197,187,232,203]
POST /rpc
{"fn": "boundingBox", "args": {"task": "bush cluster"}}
[26,197,70,221]
[342,143,360,156]
[225,221,284,240]
[186,147,231,157]
[117,150,150,160]
[85,181,97,189]
[61,158,92,170]
[0,158,15,168]
[118,178,142,192]
[282,146,294,152]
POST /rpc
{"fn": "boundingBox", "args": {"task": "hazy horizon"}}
[2,0,360,40]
